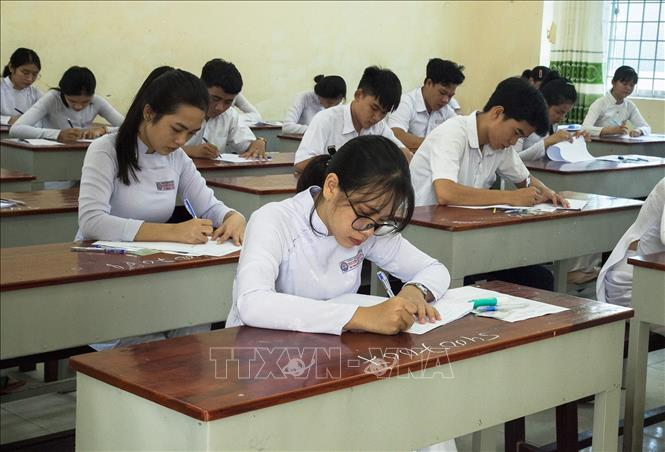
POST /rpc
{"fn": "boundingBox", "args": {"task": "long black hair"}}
[115,66,209,185]
[3,48,41,78]
[54,66,96,104]
[297,135,414,235]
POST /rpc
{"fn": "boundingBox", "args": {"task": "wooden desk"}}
[524,157,665,199]
[396,192,642,293]
[277,133,303,152]
[0,124,9,137]
[206,174,297,218]
[193,152,295,178]
[0,188,78,247]
[0,242,239,360]
[0,167,35,192]
[588,134,665,158]
[624,252,665,452]
[249,123,281,152]
[0,138,88,186]
[70,281,631,451]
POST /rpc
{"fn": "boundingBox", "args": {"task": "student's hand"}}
[397,285,440,324]
[629,129,643,137]
[401,148,414,163]
[575,129,591,142]
[346,296,418,334]
[57,128,84,143]
[212,211,246,246]
[183,144,220,160]
[8,115,19,125]
[240,138,268,160]
[536,189,569,208]
[545,129,572,147]
[172,218,213,244]
[604,121,629,136]
[510,187,540,206]
[82,126,107,139]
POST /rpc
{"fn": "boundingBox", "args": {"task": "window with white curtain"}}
[605,0,665,98]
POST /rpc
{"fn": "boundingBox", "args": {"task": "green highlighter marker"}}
[468,297,498,309]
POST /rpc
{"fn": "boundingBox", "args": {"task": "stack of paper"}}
[459,286,568,322]
[450,198,588,212]
[215,153,253,163]
[546,136,595,162]
[12,138,64,146]
[92,238,241,257]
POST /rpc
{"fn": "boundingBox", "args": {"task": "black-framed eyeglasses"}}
[344,190,398,236]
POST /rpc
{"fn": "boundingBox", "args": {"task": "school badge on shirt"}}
[156,180,175,191]
[339,250,364,273]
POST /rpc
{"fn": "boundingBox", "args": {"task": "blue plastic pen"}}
[183,198,198,219]
[376,271,395,297]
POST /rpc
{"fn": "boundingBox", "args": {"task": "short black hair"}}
[483,77,549,136]
[313,74,346,99]
[539,71,577,106]
[201,58,243,94]
[425,58,465,86]
[55,66,96,104]
[357,66,402,112]
[612,65,638,84]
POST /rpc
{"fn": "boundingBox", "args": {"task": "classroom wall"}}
[1,0,546,120]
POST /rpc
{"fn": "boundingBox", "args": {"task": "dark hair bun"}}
[314,74,324,83]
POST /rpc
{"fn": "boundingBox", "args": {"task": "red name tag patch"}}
[156,180,175,191]
[339,250,364,273]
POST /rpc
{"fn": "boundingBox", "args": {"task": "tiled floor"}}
[1,351,663,450]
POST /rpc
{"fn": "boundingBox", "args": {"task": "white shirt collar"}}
[607,90,623,105]
[466,111,481,150]
[296,186,329,235]
[3,76,18,91]
[342,103,357,135]
[414,87,428,114]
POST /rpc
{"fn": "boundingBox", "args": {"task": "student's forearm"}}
[391,128,423,151]
[134,222,178,242]
[434,179,513,206]
[294,158,312,174]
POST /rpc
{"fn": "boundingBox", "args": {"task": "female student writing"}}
[228,135,450,335]
[583,65,651,137]
[1,48,42,125]
[76,66,245,246]
[10,66,124,142]
[516,72,590,161]
[282,74,347,134]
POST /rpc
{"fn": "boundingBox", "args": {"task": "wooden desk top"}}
[628,252,665,272]
[525,157,665,174]
[0,138,89,151]
[410,192,643,232]
[249,123,282,130]
[193,153,295,172]
[1,242,240,292]
[0,125,9,133]
[277,133,303,141]
[0,168,36,182]
[206,174,298,194]
[591,134,665,145]
[0,188,78,217]
[69,280,632,422]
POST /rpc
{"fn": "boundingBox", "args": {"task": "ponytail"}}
[296,154,331,193]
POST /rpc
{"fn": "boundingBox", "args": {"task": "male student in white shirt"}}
[183,58,266,160]
[410,77,567,208]
[294,66,410,173]
[389,58,465,150]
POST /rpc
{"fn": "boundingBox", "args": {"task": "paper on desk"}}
[546,137,595,163]
[457,286,568,322]
[10,138,64,146]
[93,238,241,257]
[215,153,252,163]
[0,200,17,208]
[248,120,283,127]
[77,138,95,143]
[595,154,654,163]
[449,198,588,212]
[329,291,473,335]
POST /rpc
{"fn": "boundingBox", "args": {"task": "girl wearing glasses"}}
[10,66,124,142]
[1,48,42,125]
[227,135,450,335]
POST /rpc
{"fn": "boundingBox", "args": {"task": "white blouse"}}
[9,90,124,140]
[227,187,451,335]
[186,107,256,153]
[582,91,651,137]
[0,76,43,124]
[76,133,235,241]
[282,91,324,135]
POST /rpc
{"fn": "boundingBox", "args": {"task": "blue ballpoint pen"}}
[183,198,198,219]
[376,271,395,298]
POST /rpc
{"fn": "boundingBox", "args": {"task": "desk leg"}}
[623,318,650,452]
[591,385,621,452]
[472,427,496,452]
[553,259,573,293]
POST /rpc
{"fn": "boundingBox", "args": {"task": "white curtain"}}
[550,0,606,123]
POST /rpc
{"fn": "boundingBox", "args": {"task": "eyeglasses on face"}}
[343,189,398,236]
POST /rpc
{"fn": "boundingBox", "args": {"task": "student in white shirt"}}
[229,135,450,335]
[597,178,665,308]
[521,65,551,89]
[1,48,42,125]
[233,92,262,123]
[77,65,245,246]
[410,77,567,208]
[582,66,651,137]
[183,58,266,160]
[294,66,409,172]
[389,58,465,150]
[10,66,124,142]
[515,72,590,161]
[282,74,346,134]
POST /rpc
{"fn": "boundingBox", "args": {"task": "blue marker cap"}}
[476,306,497,312]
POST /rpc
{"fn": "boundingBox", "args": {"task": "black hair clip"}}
[327,145,336,156]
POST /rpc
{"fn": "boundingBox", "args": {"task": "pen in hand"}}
[376,271,395,298]
[14,108,24,115]
[184,198,198,219]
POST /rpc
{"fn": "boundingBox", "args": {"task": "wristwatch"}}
[406,282,433,302]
